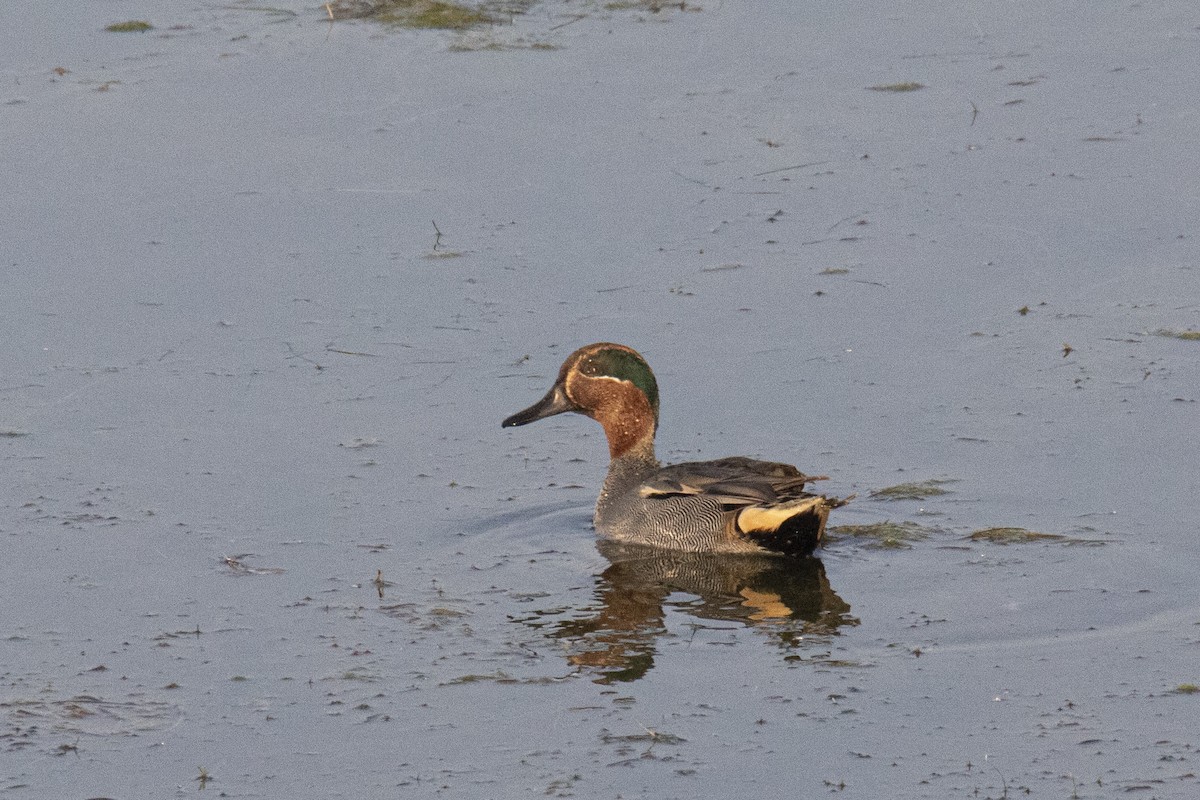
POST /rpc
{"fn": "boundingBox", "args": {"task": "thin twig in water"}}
[285,342,323,369]
[549,14,587,31]
[827,212,868,232]
[752,160,829,177]
[432,220,443,251]
[992,766,1008,799]
[325,345,379,357]
[670,169,711,187]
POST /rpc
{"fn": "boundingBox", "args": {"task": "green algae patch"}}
[827,520,935,550]
[605,1,693,9]
[441,671,563,686]
[867,81,925,92]
[601,729,686,745]
[968,526,1060,544]
[106,20,153,32]
[1174,683,1200,694]
[384,1,493,28]
[328,0,496,29]
[965,526,1106,546]
[449,35,558,51]
[783,653,873,667]
[1156,329,1200,341]
[869,479,956,501]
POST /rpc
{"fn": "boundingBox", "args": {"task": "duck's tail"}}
[737,495,851,557]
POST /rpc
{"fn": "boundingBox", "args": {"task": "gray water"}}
[2,1,1199,797]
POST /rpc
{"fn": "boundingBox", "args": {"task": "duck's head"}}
[502,342,659,460]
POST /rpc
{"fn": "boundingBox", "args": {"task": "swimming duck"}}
[502,343,846,557]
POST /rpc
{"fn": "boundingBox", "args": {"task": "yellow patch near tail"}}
[737,496,829,533]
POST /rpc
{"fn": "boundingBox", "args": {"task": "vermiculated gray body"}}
[595,454,825,555]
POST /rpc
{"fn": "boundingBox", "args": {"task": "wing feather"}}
[637,456,826,508]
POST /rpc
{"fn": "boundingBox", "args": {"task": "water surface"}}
[2,1,1198,797]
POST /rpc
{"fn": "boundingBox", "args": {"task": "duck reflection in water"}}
[523,541,857,684]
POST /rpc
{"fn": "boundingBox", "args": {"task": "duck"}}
[502,342,847,557]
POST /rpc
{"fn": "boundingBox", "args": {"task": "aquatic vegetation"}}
[867,81,925,92]
[105,20,153,32]
[827,520,935,550]
[601,728,686,745]
[222,555,285,575]
[968,526,1061,544]
[327,0,497,29]
[329,0,693,30]
[604,0,692,9]
[1156,329,1200,341]
[1175,683,1199,694]
[966,526,1106,546]
[869,479,955,501]
[783,655,872,668]
[442,671,564,685]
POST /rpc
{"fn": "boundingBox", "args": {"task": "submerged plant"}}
[327,0,496,29]
[867,81,925,92]
[965,527,1106,546]
[869,479,955,501]
[968,526,1062,544]
[827,520,935,550]
[1156,329,1200,341]
[106,20,153,32]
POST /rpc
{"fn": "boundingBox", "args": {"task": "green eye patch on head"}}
[581,347,660,417]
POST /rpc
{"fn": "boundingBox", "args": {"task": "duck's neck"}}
[592,391,658,461]
[609,431,657,463]
[596,408,655,462]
